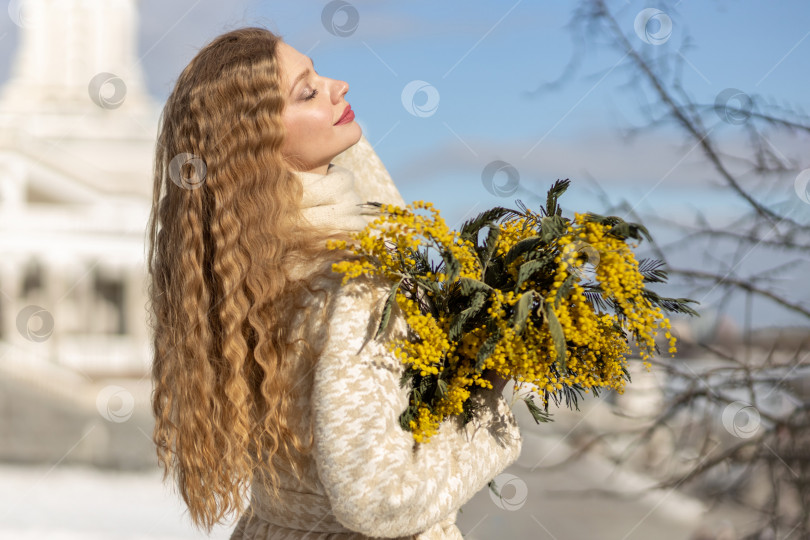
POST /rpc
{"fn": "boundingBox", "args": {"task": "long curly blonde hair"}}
[146,26,358,532]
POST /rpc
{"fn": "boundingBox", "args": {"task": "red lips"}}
[335,104,354,125]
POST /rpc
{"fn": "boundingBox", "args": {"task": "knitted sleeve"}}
[311,275,523,538]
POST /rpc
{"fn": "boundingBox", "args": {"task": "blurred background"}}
[0,0,808,538]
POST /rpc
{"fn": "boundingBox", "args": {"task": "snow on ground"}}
[0,462,236,540]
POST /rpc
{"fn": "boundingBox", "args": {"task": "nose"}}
[331,78,348,103]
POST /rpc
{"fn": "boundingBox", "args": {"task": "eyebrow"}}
[289,57,315,96]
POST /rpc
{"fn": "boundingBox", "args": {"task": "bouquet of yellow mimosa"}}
[327,179,698,444]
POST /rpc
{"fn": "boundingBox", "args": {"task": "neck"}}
[297,162,329,176]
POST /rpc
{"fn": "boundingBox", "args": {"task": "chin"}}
[341,125,363,151]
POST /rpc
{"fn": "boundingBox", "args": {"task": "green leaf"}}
[637,258,668,283]
[449,290,488,341]
[503,235,543,266]
[583,288,610,312]
[399,404,418,431]
[440,247,461,283]
[412,275,442,297]
[583,213,652,243]
[399,366,415,390]
[458,277,493,296]
[376,277,404,339]
[544,179,570,217]
[436,378,448,398]
[539,215,566,242]
[408,244,432,274]
[641,289,701,316]
[515,259,545,291]
[523,395,553,424]
[475,325,502,372]
[544,302,567,373]
[560,383,585,411]
[488,478,502,499]
[610,221,652,243]
[480,226,501,272]
[361,201,383,210]
[512,290,536,335]
[459,207,517,245]
[553,272,577,310]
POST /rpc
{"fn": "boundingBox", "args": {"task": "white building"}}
[0,0,160,376]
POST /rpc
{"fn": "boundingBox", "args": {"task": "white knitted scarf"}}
[295,163,377,233]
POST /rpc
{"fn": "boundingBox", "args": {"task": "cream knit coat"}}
[228,134,523,540]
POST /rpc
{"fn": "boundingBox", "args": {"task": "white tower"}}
[0,0,159,197]
[0,0,161,376]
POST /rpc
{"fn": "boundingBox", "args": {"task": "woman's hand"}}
[480,368,510,394]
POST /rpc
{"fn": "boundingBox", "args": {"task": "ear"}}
[331,133,406,207]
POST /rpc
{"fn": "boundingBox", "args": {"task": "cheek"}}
[281,112,311,154]
[281,107,334,155]
[282,115,302,146]
[296,106,333,133]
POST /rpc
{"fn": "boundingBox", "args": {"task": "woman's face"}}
[277,41,362,174]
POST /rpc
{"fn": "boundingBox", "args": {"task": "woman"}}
[147,26,522,540]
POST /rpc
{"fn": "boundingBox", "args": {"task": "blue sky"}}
[3,0,805,217]
[1,0,808,327]
[134,0,809,225]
